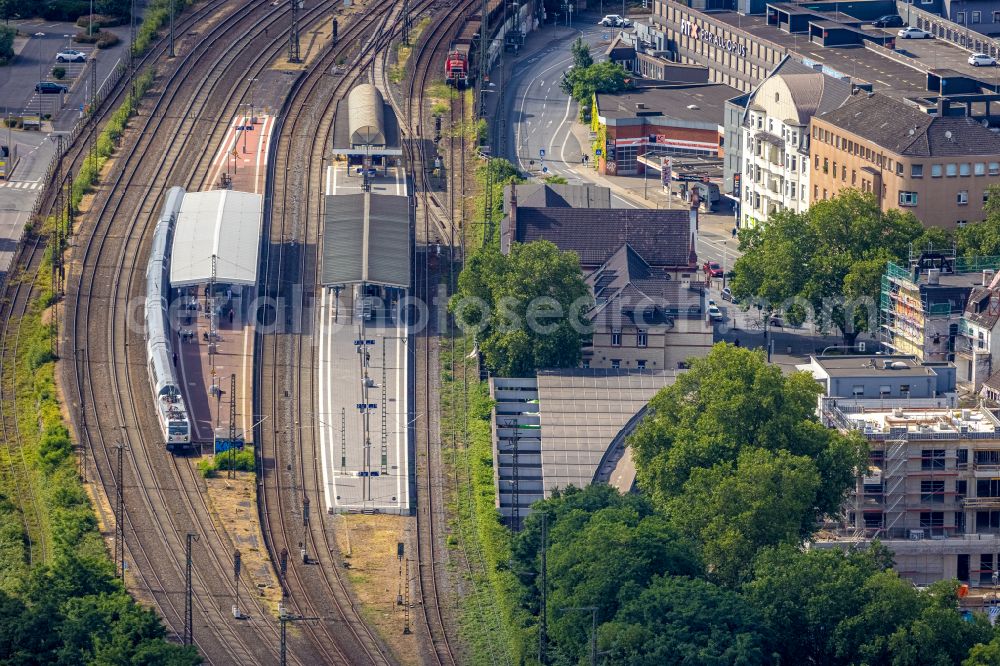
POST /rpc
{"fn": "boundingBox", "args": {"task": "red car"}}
[703,261,723,278]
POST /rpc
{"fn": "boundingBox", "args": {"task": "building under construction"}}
[880,249,1000,363]
[818,402,1000,587]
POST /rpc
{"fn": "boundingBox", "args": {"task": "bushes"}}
[133,0,194,56]
[73,29,119,48]
[0,25,15,64]
[198,447,255,477]
[52,66,66,80]
[41,0,90,21]
[75,13,125,28]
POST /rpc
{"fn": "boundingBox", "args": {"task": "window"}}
[879,385,891,397]
[922,449,946,470]
[636,359,647,369]
[823,158,829,174]
[919,511,945,528]
[932,164,943,177]
[957,479,968,498]
[851,169,857,185]
[611,329,621,346]
[958,190,969,205]
[900,384,911,396]
[911,164,924,178]
[947,163,958,177]
[979,479,1000,497]
[991,162,1000,176]
[960,163,971,176]
[956,11,965,23]
[852,385,864,397]
[637,329,647,347]
[832,163,837,178]
[958,220,968,227]
[994,10,1000,22]
[958,448,969,468]
[974,10,982,22]
[610,359,621,369]
[815,155,820,169]
[921,480,946,503]
[976,162,986,176]
[899,191,919,206]
[896,161,903,176]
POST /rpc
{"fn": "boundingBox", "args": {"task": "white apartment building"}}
[741,71,851,228]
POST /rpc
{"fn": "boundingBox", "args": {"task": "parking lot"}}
[0,19,130,130]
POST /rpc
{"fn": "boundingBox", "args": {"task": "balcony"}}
[962,497,1000,508]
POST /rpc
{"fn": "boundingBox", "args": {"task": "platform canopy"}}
[170,190,263,288]
[322,193,410,288]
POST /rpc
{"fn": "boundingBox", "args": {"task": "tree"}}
[730,190,933,344]
[0,24,13,61]
[451,240,592,376]
[570,37,593,69]
[958,185,1000,258]
[559,61,630,120]
[667,448,823,585]
[598,576,767,666]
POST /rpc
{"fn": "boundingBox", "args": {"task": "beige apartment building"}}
[809,92,1000,227]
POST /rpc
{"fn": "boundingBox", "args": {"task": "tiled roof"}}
[817,92,1000,157]
[511,207,693,268]
[585,244,702,327]
[503,183,612,210]
[965,287,1000,329]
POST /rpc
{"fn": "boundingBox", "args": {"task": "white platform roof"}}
[170,190,263,288]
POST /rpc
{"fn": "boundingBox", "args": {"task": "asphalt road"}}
[0,20,131,130]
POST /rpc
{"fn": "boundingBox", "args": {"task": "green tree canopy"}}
[958,185,1000,259]
[628,344,865,583]
[570,37,593,69]
[0,24,13,62]
[451,240,591,376]
[598,575,767,666]
[559,61,630,119]
[730,190,937,343]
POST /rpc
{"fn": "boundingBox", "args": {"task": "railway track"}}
[62,1,368,663]
[0,0,247,577]
[253,2,418,664]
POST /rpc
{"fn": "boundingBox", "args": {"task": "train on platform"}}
[445,16,481,88]
[145,185,192,451]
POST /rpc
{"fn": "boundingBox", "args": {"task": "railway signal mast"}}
[184,533,198,646]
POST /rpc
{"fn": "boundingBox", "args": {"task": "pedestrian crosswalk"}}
[0,181,43,190]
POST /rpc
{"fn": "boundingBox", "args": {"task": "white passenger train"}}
[145,186,191,451]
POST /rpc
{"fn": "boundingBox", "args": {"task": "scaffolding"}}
[882,429,909,539]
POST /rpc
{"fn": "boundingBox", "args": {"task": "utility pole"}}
[279,547,289,598]
[114,442,125,582]
[288,0,301,63]
[402,0,410,44]
[403,558,411,634]
[560,606,598,666]
[168,0,175,57]
[539,513,548,664]
[184,533,198,646]
[228,373,237,478]
[129,0,136,98]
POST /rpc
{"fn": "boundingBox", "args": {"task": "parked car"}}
[898,27,932,39]
[55,49,86,63]
[969,53,997,67]
[703,261,723,278]
[721,287,739,303]
[35,81,68,94]
[708,304,724,321]
[872,14,904,27]
[768,315,784,327]
[598,14,629,27]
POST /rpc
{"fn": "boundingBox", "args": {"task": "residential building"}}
[801,354,957,404]
[880,251,988,363]
[739,68,851,227]
[957,275,1000,390]
[502,182,611,210]
[810,91,1000,227]
[818,402,1000,587]
[584,244,713,370]
[591,83,738,176]
[491,369,676,529]
[501,184,700,273]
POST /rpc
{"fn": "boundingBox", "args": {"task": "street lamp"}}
[756,302,772,362]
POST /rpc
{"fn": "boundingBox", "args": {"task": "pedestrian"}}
[734,337,740,347]
[173,352,178,366]
[732,227,738,238]
[229,309,234,324]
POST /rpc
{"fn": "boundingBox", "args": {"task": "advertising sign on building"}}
[660,157,671,186]
[733,173,741,197]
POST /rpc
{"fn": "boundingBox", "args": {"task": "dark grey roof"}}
[585,244,702,326]
[818,92,1000,157]
[965,287,1000,329]
[595,83,739,123]
[503,183,612,210]
[322,193,410,287]
[508,207,694,268]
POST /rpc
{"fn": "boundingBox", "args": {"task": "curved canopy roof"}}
[170,189,263,287]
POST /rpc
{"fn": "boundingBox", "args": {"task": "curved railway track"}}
[62,1,373,663]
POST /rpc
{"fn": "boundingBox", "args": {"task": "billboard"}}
[660,157,672,186]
